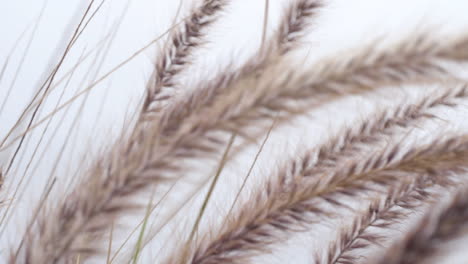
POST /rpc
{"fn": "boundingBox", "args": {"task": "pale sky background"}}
[2,0,468,263]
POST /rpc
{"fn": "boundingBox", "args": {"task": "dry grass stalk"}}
[277,0,323,53]
[321,175,444,264]
[140,0,229,117]
[114,2,325,260]
[377,184,468,264]
[12,2,324,263]
[307,82,468,179]
[188,132,468,264]
[6,2,468,264]
[13,19,468,264]
[168,82,468,263]
[147,0,324,136]
[156,32,468,156]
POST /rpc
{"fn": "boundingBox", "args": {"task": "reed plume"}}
[114,1,325,259]
[307,82,468,180]
[188,128,468,263]
[152,0,324,136]
[321,174,443,264]
[277,0,323,53]
[140,0,228,117]
[11,2,326,263]
[10,2,468,263]
[156,32,468,154]
[377,184,468,264]
[15,29,468,264]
